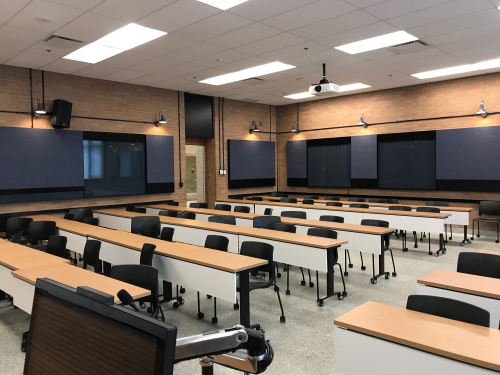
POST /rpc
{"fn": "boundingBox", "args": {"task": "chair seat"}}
[28,244,47,251]
[473,217,500,222]
[236,274,271,291]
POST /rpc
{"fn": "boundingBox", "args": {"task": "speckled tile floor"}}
[1,231,498,375]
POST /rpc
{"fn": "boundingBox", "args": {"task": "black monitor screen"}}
[307,138,351,188]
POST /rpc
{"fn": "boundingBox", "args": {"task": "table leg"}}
[435,233,446,256]
[461,225,471,246]
[239,270,250,328]
[370,236,389,284]
[317,247,344,306]
[103,261,111,276]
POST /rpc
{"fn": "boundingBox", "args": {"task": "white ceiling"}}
[2,0,500,106]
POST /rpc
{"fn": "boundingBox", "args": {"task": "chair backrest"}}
[280,198,297,203]
[63,213,74,220]
[6,217,33,238]
[131,216,160,234]
[264,208,273,215]
[270,192,280,197]
[302,199,314,205]
[140,243,156,266]
[307,228,337,239]
[160,227,174,242]
[368,198,387,203]
[274,223,296,233]
[159,209,178,217]
[141,223,159,238]
[253,216,281,230]
[177,212,196,220]
[324,196,340,201]
[350,203,369,209]
[190,203,208,209]
[406,295,490,328]
[348,198,365,202]
[281,211,307,219]
[389,205,412,211]
[478,201,500,217]
[126,205,135,212]
[204,235,229,252]
[215,204,232,212]
[11,232,24,243]
[110,265,160,316]
[46,235,68,259]
[457,252,500,279]
[132,207,147,213]
[68,208,93,222]
[386,199,399,204]
[320,215,344,223]
[167,201,179,206]
[234,206,250,213]
[416,207,440,213]
[27,221,56,242]
[277,193,288,197]
[326,202,343,207]
[208,215,236,225]
[248,197,263,201]
[361,219,389,228]
[0,215,11,232]
[82,217,99,226]
[240,241,274,277]
[83,240,102,273]
[425,201,449,207]
[304,195,319,200]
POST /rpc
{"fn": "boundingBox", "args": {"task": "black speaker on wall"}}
[51,99,73,129]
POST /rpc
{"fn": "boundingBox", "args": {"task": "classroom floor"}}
[1,230,498,375]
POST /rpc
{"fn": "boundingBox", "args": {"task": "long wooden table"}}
[335,301,500,374]
[417,269,500,328]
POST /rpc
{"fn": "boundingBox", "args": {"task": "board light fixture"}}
[335,31,418,55]
[291,123,300,133]
[250,120,259,133]
[412,58,500,79]
[34,98,46,116]
[477,101,487,117]
[201,62,295,86]
[156,111,167,126]
[358,115,367,128]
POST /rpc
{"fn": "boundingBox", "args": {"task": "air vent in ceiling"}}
[241,98,257,103]
[387,40,431,54]
[41,35,83,50]
[239,77,266,87]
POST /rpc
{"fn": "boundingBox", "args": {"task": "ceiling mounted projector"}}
[309,63,339,96]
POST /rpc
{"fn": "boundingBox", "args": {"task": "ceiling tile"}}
[314,21,398,48]
[344,0,387,7]
[262,67,314,82]
[371,46,444,66]
[72,64,122,79]
[227,0,319,22]
[0,47,21,64]
[190,49,252,68]
[211,56,273,73]
[283,48,344,67]
[155,63,207,78]
[261,0,356,32]
[0,25,48,50]
[205,23,282,49]
[259,41,329,61]
[25,43,73,58]
[127,55,183,74]
[0,0,31,27]
[101,69,146,82]
[150,78,192,89]
[131,34,199,57]
[234,33,306,55]
[171,81,208,92]
[356,48,397,60]
[8,0,84,33]
[172,12,254,41]
[125,73,170,86]
[290,10,380,40]
[55,13,127,42]
[364,0,453,20]
[91,0,176,22]
[389,54,463,74]
[45,0,102,10]
[41,58,90,73]
[443,42,500,65]
[137,0,221,33]
[98,51,154,69]
[5,51,58,68]
[179,67,226,81]
[164,42,226,62]
[423,22,500,47]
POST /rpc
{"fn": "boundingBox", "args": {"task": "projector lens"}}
[314,85,321,93]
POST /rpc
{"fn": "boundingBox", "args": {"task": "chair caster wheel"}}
[180,298,185,305]
[385,274,390,279]
[414,244,418,248]
[147,307,153,313]
[496,240,500,244]
[342,291,347,297]
[420,238,423,242]
[301,280,306,286]
[309,282,314,288]
[286,290,290,295]
[277,272,281,278]
[212,317,218,324]
[434,253,439,257]
[338,294,344,300]
[460,243,465,246]
[140,303,146,309]
[428,251,433,255]
[280,316,286,323]
[371,278,377,284]
[234,303,239,310]
[477,234,480,238]
[443,250,446,254]
[348,264,353,268]
[317,300,323,307]
[392,272,397,277]
[274,286,279,292]
[402,248,408,252]
[207,295,212,299]
[180,287,185,293]
[173,302,179,309]
[344,271,348,276]
[361,266,366,271]
[449,237,452,240]
[198,312,204,319]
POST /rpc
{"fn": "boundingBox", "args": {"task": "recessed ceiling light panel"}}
[284,92,314,99]
[197,0,249,10]
[200,62,295,85]
[63,43,123,64]
[95,24,166,51]
[339,83,371,92]
[412,64,476,79]
[335,31,418,54]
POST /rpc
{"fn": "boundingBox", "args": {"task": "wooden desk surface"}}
[478,250,500,256]
[12,263,150,303]
[280,217,394,235]
[0,240,69,270]
[28,215,112,237]
[417,269,500,300]
[221,199,450,219]
[149,204,257,220]
[334,301,500,372]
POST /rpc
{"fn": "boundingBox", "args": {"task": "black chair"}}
[274,223,300,295]
[159,210,178,217]
[280,198,297,204]
[239,241,285,322]
[45,235,68,259]
[131,216,160,234]
[406,295,489,327]
[350,203,369,209]
[190,203,208,209]
[426,201,453,241]
[141,223,159,239]
[348,198,365,202]
[215,204,232,212]
[457,252,500,279]
[281,211,306,219]
[324,196,340,201]
[11,232,23,244]
[361,219,396,283]
[302,199,314,205]
[277,193,288,197]
[82,217,99,226]
[307,228,346,302]
[326,202,343,207]
[368,198,387,203]
[198,235,230,323]
[253,216,281,229]
[132,207,147,214]
[27,221,56,247]
[234,206,250,213]
[0,215,11,237]
[167,200,179,206]
[6,217,33,240]
[82,240,102,274]
[264,208,273,215]
[126,205,135,212]
[416,207,441,255]
[472,201,500,243]
[68,208,93,222]
[304,195,319,200]
[389,206,412,250]
[140,243,156,267]
[248,197,263,201]
[160,227,174,242]
[386,199,399,204]
[270,192,281,197]
[177,212,196,220]
[63,213,74,220]
[389,206,411,211]
[110,264,164,321]
[208,215,236,225]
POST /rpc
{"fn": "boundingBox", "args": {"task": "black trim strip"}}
[147,182,175,194]
[0,186,84,195]
[83,131,146,142]
[437,180,500,193]
[228,178,276,189]
[287,178,308,187]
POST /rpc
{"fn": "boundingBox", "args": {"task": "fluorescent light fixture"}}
[474,58,500,70]
[284,92,314,99]
[339,83,371,92]
[64,43,123,64]
[200,62,295,85]
[411,57,500,79]
[64,23,166,64]
[335,31,418,55]
[197,0,249,10]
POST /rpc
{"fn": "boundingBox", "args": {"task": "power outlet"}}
[219,169,224,175]
[179,182,183,188]
[223,170,227,175]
